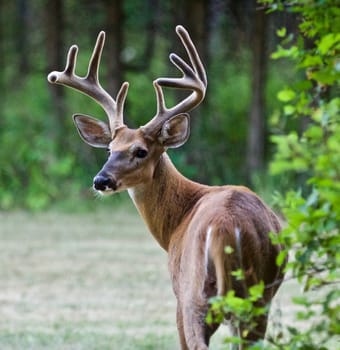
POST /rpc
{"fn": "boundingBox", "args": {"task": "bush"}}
[208,1,340,348]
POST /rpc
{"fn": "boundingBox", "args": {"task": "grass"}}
[0,201,318,349]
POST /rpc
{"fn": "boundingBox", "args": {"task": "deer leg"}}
[181,299,215,350]
[176,303,189,350]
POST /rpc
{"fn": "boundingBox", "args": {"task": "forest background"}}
[0,0,297,210]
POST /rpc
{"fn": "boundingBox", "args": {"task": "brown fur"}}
[128,152,285,350]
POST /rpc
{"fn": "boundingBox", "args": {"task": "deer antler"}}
[47,31,129,135]
[142,25,207,134]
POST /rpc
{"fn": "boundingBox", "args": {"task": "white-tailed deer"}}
[48,26,285,350]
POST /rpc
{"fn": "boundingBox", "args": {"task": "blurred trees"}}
[0,0,296,209]
[103,0,125,95]
[246,5,267,178]
[45,0,67,144]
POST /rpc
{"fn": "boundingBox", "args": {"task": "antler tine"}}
[47,31,128,134]
[116,82,129,124]
[142,25,207,134]
[87,31,105,83]
[174,25,207,87]
[65,45,78,75]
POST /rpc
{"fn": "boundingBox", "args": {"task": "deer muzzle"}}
[93,174,117,192]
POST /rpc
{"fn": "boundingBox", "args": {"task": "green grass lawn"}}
[0,202,302,349]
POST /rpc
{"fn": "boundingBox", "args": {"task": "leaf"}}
[277,88,296,102]
[276,27,286,38]
[223,336,243,345]
[318,33,340,55]
[276,249,288,267]
[299,54,323,68]
[271,45,299,59]
[249,282,265,301]
[309,68,340,85]
[225,245,234,254]
[231,269,244,280]
[284,104,296,115]
[304,125,323,141]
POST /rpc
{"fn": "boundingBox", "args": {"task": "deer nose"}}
[93,175,117,191]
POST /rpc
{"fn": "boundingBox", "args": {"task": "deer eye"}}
[134,148,148,159]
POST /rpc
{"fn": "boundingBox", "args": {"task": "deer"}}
[47,26,285,350]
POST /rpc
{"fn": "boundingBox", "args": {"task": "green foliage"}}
[209,0,340,348]
[0,76,77,210]
[207,282,267,348]
[270,0,340,346]
[268,1,340,345]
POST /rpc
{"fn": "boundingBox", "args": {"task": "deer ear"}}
[159,113,190,148]
[73,114,112,148]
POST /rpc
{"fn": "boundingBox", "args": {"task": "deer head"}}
[47,26,207,193]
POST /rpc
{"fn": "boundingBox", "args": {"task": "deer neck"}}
[127,153,206,251]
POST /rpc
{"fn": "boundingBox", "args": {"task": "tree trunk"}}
[0,0,4,129]
[184,0,209,65]
[103,0,124,98]
[246,7,268,182]
[171,0,209,117]
[16,0,30,77]
[123,0,158,72]
[45,0,68,150]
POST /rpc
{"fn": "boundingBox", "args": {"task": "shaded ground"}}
[0,204,295,349]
